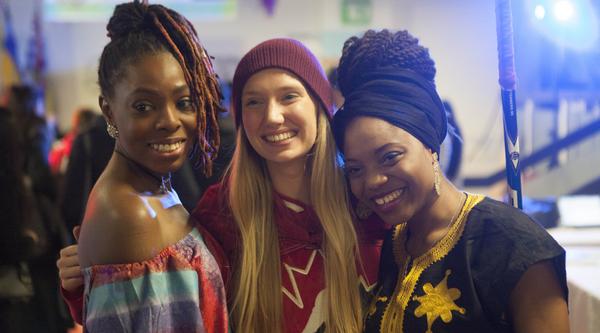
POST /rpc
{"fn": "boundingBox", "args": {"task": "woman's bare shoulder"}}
[78,180,163,267]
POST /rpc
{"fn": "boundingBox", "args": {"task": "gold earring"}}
[107,123,119,138]
[433,152,441,196]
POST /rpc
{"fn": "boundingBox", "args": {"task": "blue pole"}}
[495,0,523,209]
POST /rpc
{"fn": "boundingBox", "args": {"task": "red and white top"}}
[193,183,387,333]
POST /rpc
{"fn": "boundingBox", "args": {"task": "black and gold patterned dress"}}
[364,194,567,333]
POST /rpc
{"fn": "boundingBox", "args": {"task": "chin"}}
[374,208,410,226]
[155,158,186,175]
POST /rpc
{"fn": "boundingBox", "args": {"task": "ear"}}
[425,148,435,163]
[98,96,114,124]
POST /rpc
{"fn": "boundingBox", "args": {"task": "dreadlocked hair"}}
[98,0,223,176]
[337,29,437,97]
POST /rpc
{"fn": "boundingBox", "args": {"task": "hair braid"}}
[98,0,223,176]
[337,29,437,97]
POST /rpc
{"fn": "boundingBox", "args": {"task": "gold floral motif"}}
[412,269,465,333]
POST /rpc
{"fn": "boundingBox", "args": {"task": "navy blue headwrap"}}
[334,68,447,154]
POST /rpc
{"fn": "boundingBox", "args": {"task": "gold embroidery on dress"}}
[379,194,484,333]
[412,269,465,333]
[368,295,390,317]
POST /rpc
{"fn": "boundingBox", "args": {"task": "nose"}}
[365,169,388,191]
[264,100,285,127]
[157,104,181,132]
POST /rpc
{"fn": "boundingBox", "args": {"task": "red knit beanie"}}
[232,38,333,128]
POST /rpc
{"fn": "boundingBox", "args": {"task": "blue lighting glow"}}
[554,0,575,21]
[535,5,546,20]
[527,0,599,51]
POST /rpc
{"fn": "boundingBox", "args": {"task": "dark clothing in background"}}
[60,117,114,235]
[0,106,71,333]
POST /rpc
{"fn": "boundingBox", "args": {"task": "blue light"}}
[535,5,546,20]
[554,0,575,22]
[526,0,599,51]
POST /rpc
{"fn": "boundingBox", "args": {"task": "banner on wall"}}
[44,0,237,22]
[1,0,21,90]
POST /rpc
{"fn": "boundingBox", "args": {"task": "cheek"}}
[294,109,317,139]
[242,113,260,137]
[349,179,363,199]
[410,165,434,193]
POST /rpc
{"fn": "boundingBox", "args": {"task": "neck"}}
[266,158,310,203]
[113,149,171,194]
[405,179,464,256]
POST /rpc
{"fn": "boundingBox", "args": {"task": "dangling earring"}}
[355,201,373,220]
[107,122,119,139]
[432,152,441,196]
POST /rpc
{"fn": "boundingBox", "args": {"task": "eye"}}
[344,165,363,178]
[244,98,261,108]
[282,93,299,102]
[133,101,153,113]
[381,151,402,166]
[177,97,194,112]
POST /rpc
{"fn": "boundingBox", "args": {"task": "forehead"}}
[242,68,306,94]
[343,116,416,158]
[119,52,187,89]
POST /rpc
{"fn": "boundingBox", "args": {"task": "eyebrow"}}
[172,84,190,95]
[344,143,400,163]
[243,84,305,97]
[375,143,399,155]
[131,84,189,96]
[130,87,160,96]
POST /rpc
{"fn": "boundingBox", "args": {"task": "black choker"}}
[115,149,172,194]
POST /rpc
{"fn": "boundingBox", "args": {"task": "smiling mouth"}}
[149,140,185,153]
[373,189,405,206]
[264,131,296,143]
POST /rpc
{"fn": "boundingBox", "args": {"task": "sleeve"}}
[195,223,231,288]
[471,201,567,319]
[60,285,84,324]
[191,183,238,289]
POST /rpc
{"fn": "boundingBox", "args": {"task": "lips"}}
[149,139,185,153]
[263,131,296,143]
[371,188,406,208]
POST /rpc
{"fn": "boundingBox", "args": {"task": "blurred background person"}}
[0,85,71,333]
[48,107,98,176]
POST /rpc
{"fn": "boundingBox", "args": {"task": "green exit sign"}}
[341,0,372,25]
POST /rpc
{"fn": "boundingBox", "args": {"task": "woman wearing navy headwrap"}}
[332,30,569,333]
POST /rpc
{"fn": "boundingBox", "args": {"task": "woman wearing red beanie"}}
[192,38,386,333]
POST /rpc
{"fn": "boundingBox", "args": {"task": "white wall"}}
[6,0,507,183]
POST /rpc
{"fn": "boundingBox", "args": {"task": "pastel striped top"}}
[81,227,228,333]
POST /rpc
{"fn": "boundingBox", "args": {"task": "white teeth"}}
[374,190,402,206]
[150,141,183,153]
[265,131,295,142]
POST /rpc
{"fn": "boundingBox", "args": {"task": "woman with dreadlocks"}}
[57,1,227,332]
[332,29,569,333]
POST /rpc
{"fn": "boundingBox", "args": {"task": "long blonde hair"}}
[227,108,362,332]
